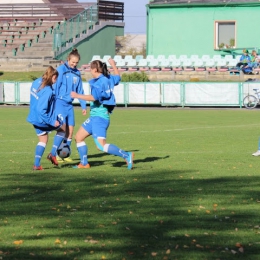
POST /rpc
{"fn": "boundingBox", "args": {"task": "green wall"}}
[147,4,260,57]
[57,25,124,65]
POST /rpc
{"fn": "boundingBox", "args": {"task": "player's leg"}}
[252,138,260,156]
[62,106,75,162]
[50,101,67,163]
[33,128,48,170]
[93,117,134,170]
[47,124,66,166]
[73,120,92,168]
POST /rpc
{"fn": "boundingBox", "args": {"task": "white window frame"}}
[214,21,236,49]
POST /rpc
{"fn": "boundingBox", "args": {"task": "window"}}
[215,21,236,49]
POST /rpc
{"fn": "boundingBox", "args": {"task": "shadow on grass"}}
[0,170,260,259]
[60,151,168,169]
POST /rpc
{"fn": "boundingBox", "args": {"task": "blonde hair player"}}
[27,66,66,170]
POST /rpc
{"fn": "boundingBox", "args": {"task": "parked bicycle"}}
[243,88,260,109]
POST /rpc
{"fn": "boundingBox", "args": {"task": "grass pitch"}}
[0,106,260,260]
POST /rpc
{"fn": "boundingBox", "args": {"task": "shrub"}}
[121,71,149,82]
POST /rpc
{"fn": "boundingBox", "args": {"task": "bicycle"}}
[243,88,260,109]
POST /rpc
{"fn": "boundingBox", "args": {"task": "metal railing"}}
[52,5,98,53]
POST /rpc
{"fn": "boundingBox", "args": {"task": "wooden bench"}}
[1,46,18,56]
[2,34,40,44]
[3,38,34,50]
[0,30,22,36]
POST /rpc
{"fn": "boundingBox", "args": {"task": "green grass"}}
[0,71,45,82]
[1,107,260,260]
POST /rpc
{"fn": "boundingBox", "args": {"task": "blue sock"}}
[34,142,46,167]
[104,144,128,159]
[51,133,65,156]
[77,142,88,165]
[66,138,72,147]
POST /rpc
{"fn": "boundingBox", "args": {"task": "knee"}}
[74,133,83,143]
[94,138,105,151]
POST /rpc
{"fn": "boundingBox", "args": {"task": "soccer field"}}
[1,106,260,259]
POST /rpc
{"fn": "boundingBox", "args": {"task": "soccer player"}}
[70,58,134,170]
[27,66,66,170]
[54,48,87,162]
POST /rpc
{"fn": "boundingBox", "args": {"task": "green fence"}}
[1,81,260,108]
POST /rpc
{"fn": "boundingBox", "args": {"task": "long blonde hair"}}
[38,66,58,91]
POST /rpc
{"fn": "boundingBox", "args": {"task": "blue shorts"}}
[34,125,61,136]
[55,99,75,126]
[82,116,110,139]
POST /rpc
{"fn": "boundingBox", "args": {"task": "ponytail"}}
[90,60,110,77]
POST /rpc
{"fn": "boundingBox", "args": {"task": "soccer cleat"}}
[63,157,73,162]
[252,150,260,156]
[33,165,43,171]
[56,156,64,163]
[47,153,58,166]
[73,163,91,169]
[126,152,134,170]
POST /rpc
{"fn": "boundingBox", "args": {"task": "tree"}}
[116,35,146,57]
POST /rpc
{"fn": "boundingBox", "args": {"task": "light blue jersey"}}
[89,74,121,119]
[27,77,58,127]
[54,62,86,110]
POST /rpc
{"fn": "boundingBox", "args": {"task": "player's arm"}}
[76,76,87,110]
[71,91,95,101]
[108,58,119,75]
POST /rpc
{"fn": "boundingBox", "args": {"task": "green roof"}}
[149,0,260,7]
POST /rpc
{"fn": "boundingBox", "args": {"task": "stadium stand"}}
[157,54,166,62]
[102,55,111,62]
[224,55,233,62]
[123,55,133,62]
[0,0,124,71]
[82,53,260,82]
[127,59,138,71]
[182,59,194,71]
[171,59,183,73]
[135,55,144,63]
[148,59,161,71]
[190,54,199,62]
[216,60,229,72]
[116,60,128,71]
[91,55,101,61]
[201,54,210,62]
[179,55,188,61]
[160,60,172,71]
[212,54,222,62]
[0,0,86,68]
[146,54,155,61]
[194,59,206,71]
[168,55,177,61]
[138,58,149,71]
[114,55,122,62]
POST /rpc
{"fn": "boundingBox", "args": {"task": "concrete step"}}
[0,58,61,71]
[31,42,53,48]
[16,51,54,57]
[20,50,53,56]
